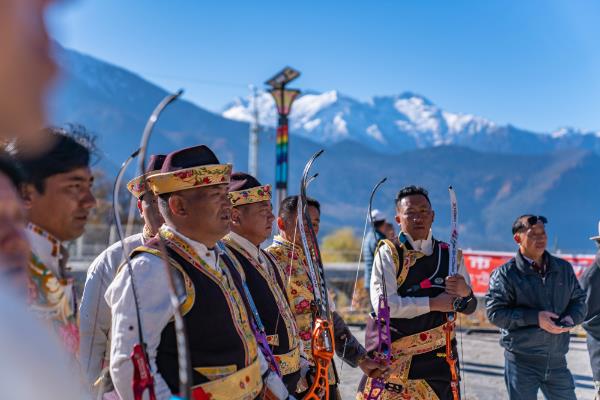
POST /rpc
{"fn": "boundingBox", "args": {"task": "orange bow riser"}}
[303,318,335,400]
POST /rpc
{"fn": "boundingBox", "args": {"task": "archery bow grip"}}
[131,343,157,400]
[303,318,335,400]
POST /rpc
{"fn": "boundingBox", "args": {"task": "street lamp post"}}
[266,67,301,209]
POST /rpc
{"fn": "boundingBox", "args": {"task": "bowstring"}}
[339,209,370,378]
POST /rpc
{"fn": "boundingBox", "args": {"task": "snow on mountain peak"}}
[221,89,597,154]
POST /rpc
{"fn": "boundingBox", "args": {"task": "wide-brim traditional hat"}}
[147,145,231,195]
[126,154,166,199]
[590,221,600,241]
[228,172,272,206]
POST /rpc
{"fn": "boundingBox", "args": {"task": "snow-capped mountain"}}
[47,44,600,252]
[222,90,600,155]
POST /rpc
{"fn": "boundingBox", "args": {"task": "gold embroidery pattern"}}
[147,164,232,195]
[192,359,263,400]
[229,184,272,206]
[223,235,298,351]
[357,378,438,400]
[159,227,258,365]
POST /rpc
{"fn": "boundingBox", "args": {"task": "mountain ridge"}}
[47,44,600,253]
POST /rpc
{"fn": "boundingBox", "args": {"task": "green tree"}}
[321,227,361,263]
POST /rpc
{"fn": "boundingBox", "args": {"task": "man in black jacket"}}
[580,224,600,399]
[486,214,586,400]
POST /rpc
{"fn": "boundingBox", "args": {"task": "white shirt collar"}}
[228,231,262,262]
[161,224,220,270]
[403,229,434,256]
[25,222,66,278]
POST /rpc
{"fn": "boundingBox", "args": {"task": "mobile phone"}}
[551,317,574,328]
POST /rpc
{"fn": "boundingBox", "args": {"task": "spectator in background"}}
[16,127,97,356]
[486,215,586,400]
[580,222,600,399]
[382,221,396,241]
[363,209,387,293]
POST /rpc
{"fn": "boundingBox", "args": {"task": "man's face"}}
[0,173,29,285]
[232,200,275,246]
[139,192,164,235]
[0,0,56,138]
[396,194,434,240]
[280,205,320,243]
[178,184,232,241]
[514,220,547,259]
[24,167,96,241]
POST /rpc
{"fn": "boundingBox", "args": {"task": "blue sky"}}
[48,0,600,133]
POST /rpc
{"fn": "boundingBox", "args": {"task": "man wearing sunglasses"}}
[486,214,586,400]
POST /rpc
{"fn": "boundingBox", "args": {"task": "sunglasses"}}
[515,215,548,233]
[526,215,548,226]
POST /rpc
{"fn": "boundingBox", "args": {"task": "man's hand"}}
[538,311,571,334]
[358,356,391,379]
[445,274,471,298]
[429,292,455,312]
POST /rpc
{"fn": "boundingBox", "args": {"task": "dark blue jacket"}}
[485,251,586,359]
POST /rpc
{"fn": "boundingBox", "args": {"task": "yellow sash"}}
[192,358,262,400]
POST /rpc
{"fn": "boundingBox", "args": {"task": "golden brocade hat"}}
[146,145,231,195]
[229,184,272,206]
[228,172,272,206]
[126,154,166,199]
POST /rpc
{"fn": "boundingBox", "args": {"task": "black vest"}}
[134,239,258,393]
[391,239,457,381]
[226,245,293,355]
[225,244,302,392]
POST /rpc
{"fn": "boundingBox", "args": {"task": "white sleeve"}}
[78,251,114,388]
[457,253,473,289]
[105,254,174,400]
[370,243,430,319]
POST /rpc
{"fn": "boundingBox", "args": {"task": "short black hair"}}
[0,152,24,189]
[395,185,431,208]
[512,214,534,235]
[230,172,262,192]
[279,195,320,222]
[15,125,96,193]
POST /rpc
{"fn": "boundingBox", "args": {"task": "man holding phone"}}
[486,214,586,400]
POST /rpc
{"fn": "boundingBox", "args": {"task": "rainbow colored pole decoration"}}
[266,67,301,208]
[271,88,300,207]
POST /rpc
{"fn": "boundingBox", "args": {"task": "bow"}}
[297,150,335,400]
[135,90,192,400]
[364,177,391,400]
[444,185,460,400]
[112,148,156,400]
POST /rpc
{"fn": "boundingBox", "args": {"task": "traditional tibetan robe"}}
[357,231,475,400]
[107,226,264,400]
[26,222,79,356]
[267,234,367,397]
[223,231,302,392]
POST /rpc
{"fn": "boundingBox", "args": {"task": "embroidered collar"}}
[272,234,300,251]
[26,222,67,278]
[227,231,262,262]
[160,224,221,272]
[400,229,434,256]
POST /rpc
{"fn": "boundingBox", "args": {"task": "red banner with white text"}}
[463,250,595,296]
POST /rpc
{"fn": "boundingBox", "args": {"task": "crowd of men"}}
[1,1,600,400]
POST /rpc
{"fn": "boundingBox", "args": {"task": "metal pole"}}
[248,85,260,177]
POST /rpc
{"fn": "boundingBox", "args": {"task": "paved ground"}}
[335,327,594,400]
